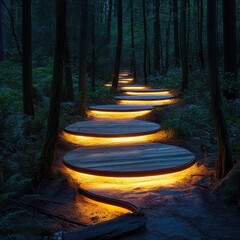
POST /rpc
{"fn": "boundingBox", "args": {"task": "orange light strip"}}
[88,109,152,119]
[119,86,147,90]
[61,130,172,147]
[124,91,171,96]
[117,98,177,106]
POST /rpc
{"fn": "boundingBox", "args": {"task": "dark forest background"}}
[0,0,240,238]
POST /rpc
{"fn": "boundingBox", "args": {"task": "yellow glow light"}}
[88,109,152,119]
[61,130,172,147]
[120,86,147,90]
[104,83,112,87]
[117,98,177,106]
[63,163,209,217]
[118,77,133,81]
[119,73,129,77]
[124,91,171,96]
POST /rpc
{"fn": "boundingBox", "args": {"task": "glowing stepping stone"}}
[114,94,176,106]
[122,88,171,96]
[63,143,195,177]
[88,104,153,119]
[64,119,161,138]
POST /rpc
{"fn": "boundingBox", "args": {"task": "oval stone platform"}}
[88,104,153,112]
[121,88,170,94]
[114,95,175,101]
[64,119,161,137]
[63,143,196,177]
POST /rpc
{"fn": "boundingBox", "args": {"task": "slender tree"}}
[79,0,88,114]
[0,1,6,60]
[22,0,34,116]
[130,0,136,82]
[207,0,233,178]
[222,0,238,99]
[197,0,205,70]
[173,0,180,67]
[112,0,122,92]
[39,0,66,178]
[63,37,74,102]
[180,0,188,91]
[91,2,95,91]
[165,0,172,73]
[142,0,147,84]
[153,0,160,74]
[105,0,112,45]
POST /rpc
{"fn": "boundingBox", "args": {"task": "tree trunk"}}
[105,0,112,45]
[197,0,205,70]
[165,0,172,73]
[22,0,34,116]
[207,0,233,178]
[39,0,66,178]
[130,0,136,82]
[91,3,95,91]
[222,0,238,99]
[153,0,160,75]
[180,0,188,91]
[173,0,180,67]
[142,0,147,84]
[0,1,6,60]
[112,0,122,92]
[78,0,88,115]
[63,38,74,102]
[148,44,151,75]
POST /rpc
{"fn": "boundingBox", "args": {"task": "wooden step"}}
[63,143,195,177]
[64,119,161,137]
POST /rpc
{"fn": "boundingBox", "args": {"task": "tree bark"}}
[173,0,180,67]
[180,0,188,91]
[142,0,147,84]
[197,0,205,70]
[130,0,136,82]
[207,0,233,178]
[222,0,238,99]
[153,0,160,75]
[78,0,88,115]
[165,0,172,73]
[63,38,74,102]
[39,0,66,178]
[22,0,34,116]
[112,0,122,92]
[0,1,6,60]
[105,0,112,45]
[91,2,95,91]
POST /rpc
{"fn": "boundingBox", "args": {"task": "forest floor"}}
[1,68,240,239]
[3,103,240,240]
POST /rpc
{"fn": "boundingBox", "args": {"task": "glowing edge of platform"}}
[63,156,196,178]
[61,130,168,146]
[87,109,152,119]
[117,98,177,106]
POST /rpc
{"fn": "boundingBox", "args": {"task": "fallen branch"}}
[63,213,146,240]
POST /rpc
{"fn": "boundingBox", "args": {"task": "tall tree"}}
[39,0,66,178]
[207,0,233,178]
[142,0,147,84]
[79,0,88,114]
[153,0,160,74]
[22,0,34,116]
[91,2,95,91]
[63,37,74,102]
[112,0,122,92]
[173,0,180,67]
[105,0,112,45]
[180,0,188,91]
[222,0,238,99]
[0,1,6,60]
[165,0,172,73]
[130,0,136,82]
[197,0,205,70]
